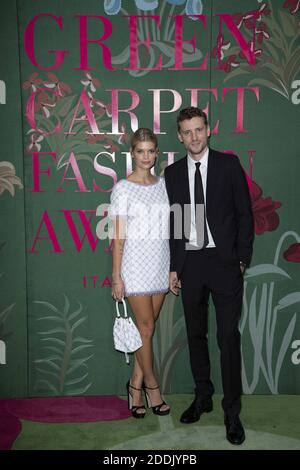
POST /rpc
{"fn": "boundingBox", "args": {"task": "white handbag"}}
[113,299,142,363]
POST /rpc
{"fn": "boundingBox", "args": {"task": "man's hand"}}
[169,271,181,295]
[240,261,246,275]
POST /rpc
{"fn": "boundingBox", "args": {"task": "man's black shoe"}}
[180,397,213,424]
[224,415,245,445]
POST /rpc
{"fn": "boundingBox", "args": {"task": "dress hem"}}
[125,288,169,297]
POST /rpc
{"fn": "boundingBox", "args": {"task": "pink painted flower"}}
[86,134,106,144]
[86,92,98,113]
[212,34,231,60]
[44,73,72,97]
[105,103,112,118]
[94,104,106,117]
[283,0,300,15]
[243,13,256,30]
[250,181,281,235]
[223,55,240,72]
[257,2,272,21]
[232,13,244,29]
[93,99,112,118]
[23,73,43,92]
[34,90,56,118]
[118,123,130,145]
[256,22,270,43]
[27,130,44,153]
[239,41,262,60]
[104,139,119,153]
[81,72,100,93]
[93,99,107,116]
[233,6,270,30]
[283,243,300,262]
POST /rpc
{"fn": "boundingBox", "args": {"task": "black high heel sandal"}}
[126,380,146,419]
[143,384,170,416]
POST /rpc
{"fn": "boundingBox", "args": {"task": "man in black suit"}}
[164,107,254,445]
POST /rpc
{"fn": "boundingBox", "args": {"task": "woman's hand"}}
[169,271,181,295]
[112,277,125,301]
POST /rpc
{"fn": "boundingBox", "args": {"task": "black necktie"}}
[194,162,208,248]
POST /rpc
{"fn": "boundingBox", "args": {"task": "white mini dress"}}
[109,177,170,297]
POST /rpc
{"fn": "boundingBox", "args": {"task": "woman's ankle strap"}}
[144,384,159,390]
[128,381,142,391]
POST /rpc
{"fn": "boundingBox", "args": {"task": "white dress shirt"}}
[187,148,215,248]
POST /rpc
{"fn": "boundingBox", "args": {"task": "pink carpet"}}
[0,396,130,450]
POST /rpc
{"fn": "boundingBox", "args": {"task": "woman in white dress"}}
[110,128,170,418]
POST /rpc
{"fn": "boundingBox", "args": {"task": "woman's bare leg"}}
[128,294,169,411]
[152,293,165,320]
[132,293,165,385]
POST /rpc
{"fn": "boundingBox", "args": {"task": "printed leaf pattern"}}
[33,294,94,395]
[241,231,300,393]
[222,2,300,101]
[23,72,126,168]
[153,292,186,393]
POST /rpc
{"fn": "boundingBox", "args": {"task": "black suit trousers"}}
[180,248,244,416]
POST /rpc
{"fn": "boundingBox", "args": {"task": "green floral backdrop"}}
[0,0,299,397]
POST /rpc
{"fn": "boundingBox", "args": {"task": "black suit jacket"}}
[164,149,254,277]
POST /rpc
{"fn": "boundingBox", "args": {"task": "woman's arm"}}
[111,216,126,300]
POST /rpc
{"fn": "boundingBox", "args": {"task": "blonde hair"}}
[131,128,158,150]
